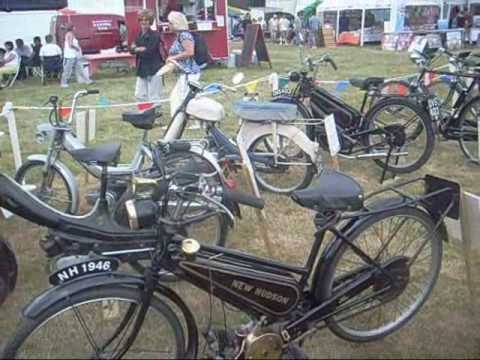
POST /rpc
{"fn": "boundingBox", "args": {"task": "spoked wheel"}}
[248,134,316,194]
[458,97,480,164]
[366,98,434,174]
[2,286,186,359]
[320,206,442,342]
[15,160,75,214]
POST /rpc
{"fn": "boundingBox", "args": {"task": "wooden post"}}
[2,102,22,171]
[460,191,480,314]
[236,126,275,257]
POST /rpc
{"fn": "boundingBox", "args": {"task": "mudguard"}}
[23,271,198,358]
[237,122,320,167]
[22,155,80,214]
[0,236,17,305]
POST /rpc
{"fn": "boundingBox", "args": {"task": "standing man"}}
[308,13,321,48]
[279,16,290,46]
[269,15,278,43]
[60,23,93,87]
[130,9,164,102]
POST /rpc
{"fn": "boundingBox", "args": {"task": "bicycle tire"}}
[14,159,75,214]
[457,96,480,164]
[319,206,442,342]
[249,133,316,194]
[2,286,186,359]
[365,97,435,174]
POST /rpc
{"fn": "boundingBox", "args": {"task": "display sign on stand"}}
[324,114,341,170]
[240,24,272,68]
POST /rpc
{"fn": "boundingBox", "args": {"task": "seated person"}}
[15,38,32,79]
[39,35,63,78]
[0,42,20,86]
[30,36,43,68]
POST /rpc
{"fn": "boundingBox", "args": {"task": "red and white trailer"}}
[125,0,229,63]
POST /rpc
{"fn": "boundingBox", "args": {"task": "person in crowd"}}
[308,13,321,48]
[293,13,304,45]
[464,8,473,44]
[258,16,267,34]
[339,13,350,34]
[39,35,62,58]
[0,48,5,63]
[60,23,92,87]
[30,36,42,68]
[130,9,164,102]
[0,42,20,87]
[241,12,252,33]
[278,16,290,46]
[269,15,278,42]
[449,6,460,28]
[15,38,32,79]
[165,10,202,129]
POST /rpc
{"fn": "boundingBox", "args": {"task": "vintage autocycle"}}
[0,133,460,358]
[271,53,434,181]
[379,46,480,164]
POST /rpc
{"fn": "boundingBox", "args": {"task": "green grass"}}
[0,44,480,357]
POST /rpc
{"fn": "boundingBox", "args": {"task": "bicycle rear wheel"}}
[320,206,442,342]
[365,98,434,174]
[458,97,480,164]
[2,286,185,359]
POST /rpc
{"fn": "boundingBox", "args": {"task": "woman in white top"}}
[60,23,92,88]
[0,41,20,79]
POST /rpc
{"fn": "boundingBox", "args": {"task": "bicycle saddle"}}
[232,101,298,122]
[349,77,385,91]
[291,169,364,212]
[0,173,158,243]
[122,107,159,130]
[70,143,121,165]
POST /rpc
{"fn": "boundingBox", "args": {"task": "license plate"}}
[49,258,119,286]
[428,98,441,120]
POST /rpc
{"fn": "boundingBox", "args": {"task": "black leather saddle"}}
[350,77,385,91]
[291,170,364,212]
[122,107,159,130]
[70,143,121,165]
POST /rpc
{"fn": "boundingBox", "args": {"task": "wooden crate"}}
[322,26,336,48]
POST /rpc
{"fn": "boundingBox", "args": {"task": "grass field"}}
[0,43,479,358]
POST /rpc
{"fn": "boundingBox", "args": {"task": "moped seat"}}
[232,101,298,122]
[291,169,364,212]
[122,107,158,130]
[350,77,385,91]
[70,143,121,165]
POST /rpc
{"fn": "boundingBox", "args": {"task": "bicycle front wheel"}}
[3,286,185,359]
[458,97,480,164]
[249,133,316,194]
[320,206,442,342]
[15,160,75,214]
[366,98,434,174]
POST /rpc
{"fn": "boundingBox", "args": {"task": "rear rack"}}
[342,175,460,221]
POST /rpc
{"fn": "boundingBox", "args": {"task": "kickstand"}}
[379,145,398,184]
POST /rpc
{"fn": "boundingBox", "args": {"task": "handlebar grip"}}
[223,189,265,210]
[87,89,100,95]
[329,59,338,71]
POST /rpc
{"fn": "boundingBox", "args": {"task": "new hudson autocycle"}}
[0,135,459,358]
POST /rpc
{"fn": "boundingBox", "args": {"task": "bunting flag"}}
[98,96,110,107]
[278,76,290,90]
[245,80,259,93]
[335,80,351,93]
[137,102,153,111]
[58,107,72,120]
[439,75,454,83]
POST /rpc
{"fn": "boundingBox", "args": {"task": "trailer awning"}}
[228,0,250,11]
[0,0,67,12]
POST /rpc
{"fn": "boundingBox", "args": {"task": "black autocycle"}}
[271,54,435,179]
[379,47,480,164]
[0,135,459,358]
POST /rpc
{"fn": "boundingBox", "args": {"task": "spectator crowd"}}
[0,25,93,89]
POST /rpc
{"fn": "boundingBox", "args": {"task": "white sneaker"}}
[60,83,69,88]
